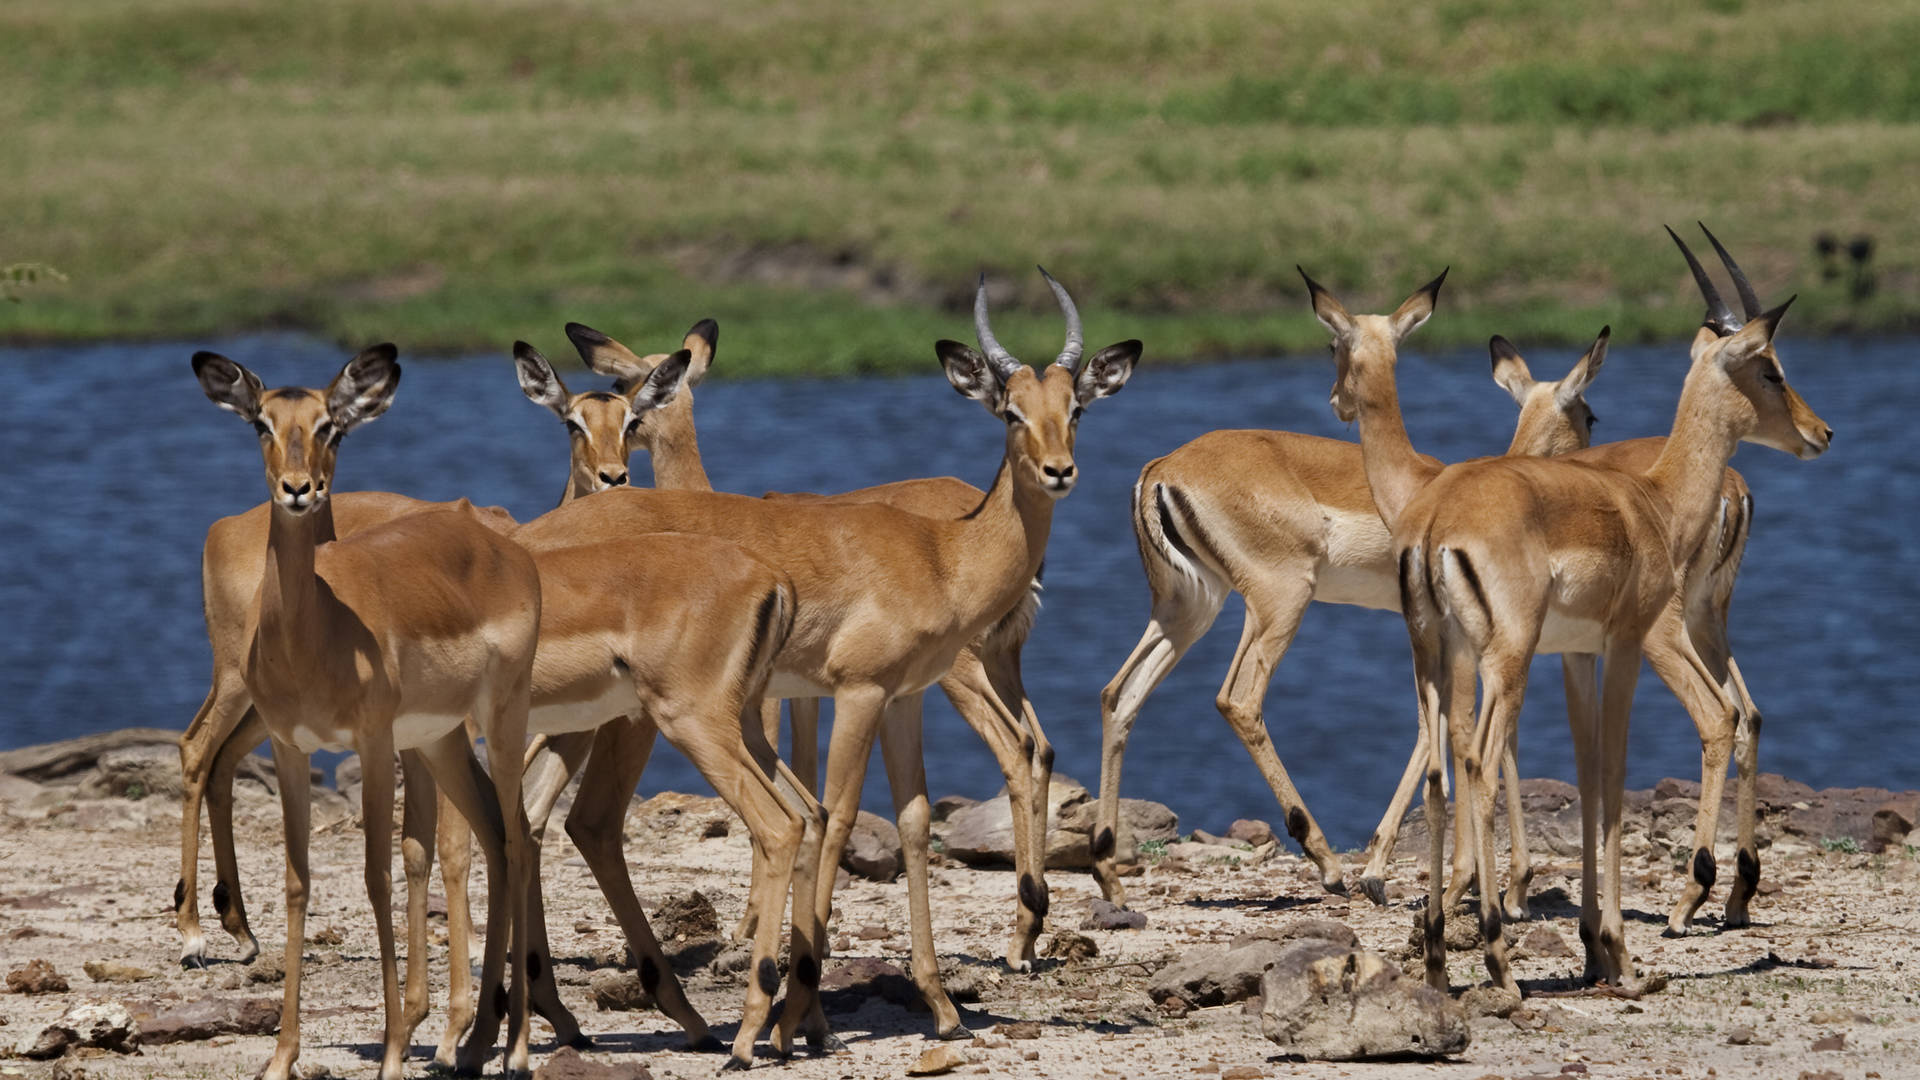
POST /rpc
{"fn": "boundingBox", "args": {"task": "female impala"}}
[191,346,541,1080]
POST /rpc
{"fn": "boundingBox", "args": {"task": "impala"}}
[191,346,541,1080]
[1372,228,1829,992]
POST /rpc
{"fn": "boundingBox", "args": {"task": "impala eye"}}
[1587,414,1598,429]
[251,420,271,438]
[565,419,586,437]
[1764,370,1784,385]
[1002,409,1025,426]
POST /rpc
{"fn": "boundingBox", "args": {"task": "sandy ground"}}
[2,782,1918,1080]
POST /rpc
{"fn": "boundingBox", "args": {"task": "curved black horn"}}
[1698,222,1763,321]
[1038,266,1083,369]
[1665,224,1740,334]
[973,273,1022,379]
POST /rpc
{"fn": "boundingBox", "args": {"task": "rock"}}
[1080,898,1146,931]
[1220,1068,1265,1080]
[1460,985,1523,1019]
[0,772,46,810]
[932,794,977,822]
[1260,944,1469,1060]
[129,996,278,1043]
[652,890,718,942]
[6,957,69,993]
[0,728,183,783]
[707,943,753,977]
[1159,994,1191,1017]
[588,970,653,1011]
[1778,786,1898,848]
[1155,937,1347,1009]
[908,1044,969,1076]
[1190,828,1239,847]
[1042,931,1099,962]
[1229,918,1359,953]
[936,775,1178,869]
[308,925,344,946]
[76,745,184,800]
[1726,1025,1756,1045]
[819,956,918,1012]
[1519,925,1574,959]
[1810,1033,1845,1051]
[996,1021,1043,1040]
[1870,794,1920,852]
[83,960,158,983]
[533,1046,655,1080]
[19,1002,140,1058]
[936,957,993,1003]
[1227,819,1276,848]
[841,810,903,881]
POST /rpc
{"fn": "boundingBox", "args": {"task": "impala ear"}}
[1076,340,1141,406]
[1389,268,1448,342]
[681,318,718,387]
[630,349,692,413]
[566,322,655,385]
[1488,335,1535,406]
[1689,323,1719,362]
[936,339,1005,414]
[326,344,402,431]
[192,351,265,421]
[1719,296,1795,368]
[1555,326,1609,409]
[1299,267,1353,338]
[512,341,571,419]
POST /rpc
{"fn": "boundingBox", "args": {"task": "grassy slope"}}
[3,0,1915,375]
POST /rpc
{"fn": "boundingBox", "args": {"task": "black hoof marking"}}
[1021,734,1035,757]
[492,983,508,1016]
[212,880,232,916]
[1039,745,1055,770]
[1358,876,1387,907]
[527,952,543,981]
[1479,909,1502,943]
[640,955,661,993]
[1691,847,1717,890]
[174,878,188,911]
[1090,828,1115,861]
[1285,807,1310,845]
[1323,876,1349,897]
[757,957,780,996]
[795,954,819,989]
[180,955,207,971]
[1736,848,1760,891]
[720,1055,752,1072]
[1018,874,1049,920]
[806,1032,847,1055]
[939,1025,975,1042]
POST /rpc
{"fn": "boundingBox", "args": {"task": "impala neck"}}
[1644,365,1745,567]
[1352,363,1439,526]
[950,456,1054,621]
[647,393,713,492]
[258,499,338,670]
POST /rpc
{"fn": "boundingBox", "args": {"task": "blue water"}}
[1,333,1912,846]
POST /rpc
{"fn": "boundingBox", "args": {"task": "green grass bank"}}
[4,0,1915,375]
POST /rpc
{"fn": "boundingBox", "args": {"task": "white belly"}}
[390,712,470,752]
[1534,609,1606,655]
[530,679,639,734]
[1315,563,1403,612]
[765,671,834,700]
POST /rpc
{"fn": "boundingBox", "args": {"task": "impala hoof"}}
[1321,875,1349,897]
[937,1024,974,1042]
[1357,876,1388,907]
[719,1054,753,1072]
[806,1031,848,1055]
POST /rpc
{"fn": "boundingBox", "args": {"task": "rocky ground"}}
[2,731,1918,1080]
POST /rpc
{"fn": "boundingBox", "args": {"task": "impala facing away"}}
[1092,278,1607,906]
[501,271,1140,1053]
[1378,227,1829,992]
[191,347,542,1080]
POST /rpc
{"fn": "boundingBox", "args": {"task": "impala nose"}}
[598,469,629,488]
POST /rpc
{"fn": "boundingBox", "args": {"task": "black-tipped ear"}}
[1299,267,1353,337]
[513,341,570,419]
[682,318,719,386]
[1076,340,1141,406]
[564,321,610,349]
[1390,268,1447,341]
[631,348,692,413]
[1556,326,1609,408]
[326,343,402,432]
[193,351,265,421]
[1719,296,1794,366]
[937,339,1005,413]
[566,321,655,385]
[1489,335,1534,405]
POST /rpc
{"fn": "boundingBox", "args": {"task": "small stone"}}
[307,925,344,946]
[908,1043,969,1075]
[246,952,284,984]
[1159,995,1191,1017]
[83,960,158,983]
[5,958,68,994]
[1022,1049,1039,1061]
[1811,1033,1845,1051]
[1461,985,1523,1019]
[1221,1068,1264,1080]
[130,996,278,1044]
[19,1002,139,1058]
[573,920,598,934]
[841,810,903,881]
[997,1021,1043,1040]
[1560,1066,1587,1075]
[1042,931,1099,963]
[588,970,653,1011]
[1227,819,1276,848]
[1080,898,1147,931]
[532,1046,655,1080]
[1797,1072,1842,1080]
[1519,925,1574,959]
[856,924,891,940]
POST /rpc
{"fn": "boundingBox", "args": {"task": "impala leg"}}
[880,693,969,1039]
[485,691,536,1079]
[1358,722,1429,905]
[1214,577,1345,894]
[399,751,438,1050]
[775,684,888,1058]
[1501,717,1534,922]
[979,636,1053,969]
[434,785,476,1066]
[1467,649,1528,996]
[1562,653,1605,984]
[1597,637,1645,987]
[564,719,717,1049]
[418,733,514,1077]
[514,732,592,1048]
[1440,648,1481,914]
[940,652,1043,970]
[204,705,266,963]
[1644,608,1741,936]
[1724,656,1764,927]
[354,729,411,1080]
[1410,633,1453,992]
[260,736,312,1080]
[176,679,257,967]
[738,698,815,944]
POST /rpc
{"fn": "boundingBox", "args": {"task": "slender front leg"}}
[1561,654,1605,984]
[1466,652,1528,996]
[1723,656,1764,927]
[1500,720,1533,921]
[1410,634,1453,992]
[1597,637,1645,987]
[418,733,514,1078]
[177,682,261,966]
[261,737,313,1080]
[1643,608,1741,936]
[355,729,411,1080]
[979,636,1053,970]
[939,653,1041,970]
[399,752,439,1050]
[434,786,475,1066]
[880,693,970,1039]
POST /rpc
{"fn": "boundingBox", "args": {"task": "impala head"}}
[1301,267,1449,424]
[513,336,696,492]
[193,344,401,514]
[1669,224,1832,460]
[1491,327,1608,456]
[937,268,1140,498]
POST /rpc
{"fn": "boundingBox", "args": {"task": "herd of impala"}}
[171,225,1830,1078]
